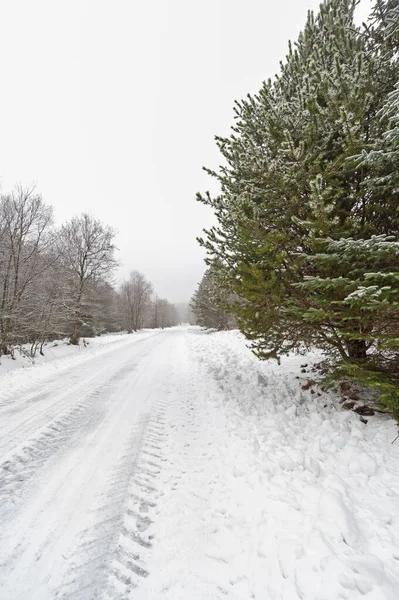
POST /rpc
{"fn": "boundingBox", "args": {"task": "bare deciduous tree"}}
[0,186,54,355]
[120,271,153,332]
[15,255,71,357]
[59,213,117,344]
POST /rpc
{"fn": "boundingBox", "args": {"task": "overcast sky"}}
[0,0,372,303]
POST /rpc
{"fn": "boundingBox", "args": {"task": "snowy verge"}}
[177,329,399,600]
[0,330,160,404]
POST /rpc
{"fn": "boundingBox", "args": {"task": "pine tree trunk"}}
[346,339,367,361]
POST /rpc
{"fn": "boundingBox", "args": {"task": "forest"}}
[192,0,399,415]
[0,186,180,359]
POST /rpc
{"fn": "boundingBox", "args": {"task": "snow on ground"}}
[0,330,159,375]
[136,329,399,600]
[0,327,398,599]
[0,330,160,404]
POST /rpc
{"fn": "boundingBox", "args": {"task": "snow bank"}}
[186,329,399,599]
[139,328,399,600]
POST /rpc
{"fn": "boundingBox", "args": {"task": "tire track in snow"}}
[54,413,152,600]
[0,331,161,410]
[0,335,160,450]
[104,402,168,599]
[0,330,180,600]
[55,398,169,600]
[0,356,153,513]
[0,372,114,510]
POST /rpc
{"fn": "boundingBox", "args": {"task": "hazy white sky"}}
[0,0,372,302]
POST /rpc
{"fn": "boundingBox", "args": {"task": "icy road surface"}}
[1,328,399,600]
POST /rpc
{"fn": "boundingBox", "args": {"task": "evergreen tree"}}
[197,0,399,409]
[191,267,235,331]
[296,235,399,413]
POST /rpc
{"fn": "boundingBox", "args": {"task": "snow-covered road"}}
[1,328,399,600]
[0,329,181,599]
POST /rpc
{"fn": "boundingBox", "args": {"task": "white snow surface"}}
[0,330,158,375]
[0,327,398,599]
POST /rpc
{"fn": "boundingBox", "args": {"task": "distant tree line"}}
[191,267,235,331]
[0,186,179,358]
[119,270,178,333]
[194,0,399,414]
